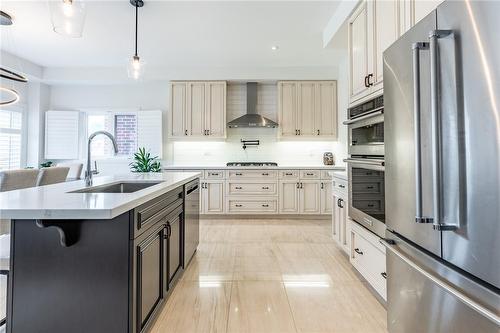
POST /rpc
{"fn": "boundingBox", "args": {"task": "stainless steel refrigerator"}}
[383,1,500,332]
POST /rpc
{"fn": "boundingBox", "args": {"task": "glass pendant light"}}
[49,0,86,38]
[127,0,146,80]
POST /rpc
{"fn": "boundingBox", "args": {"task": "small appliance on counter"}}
[323,152,334,165]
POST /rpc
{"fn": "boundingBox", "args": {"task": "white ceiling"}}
[0,1,341,69]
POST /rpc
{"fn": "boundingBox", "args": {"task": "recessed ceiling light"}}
[271,45,279,51]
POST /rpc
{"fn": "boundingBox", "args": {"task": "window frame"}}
[81,108,139,161]
[0,104,27,170]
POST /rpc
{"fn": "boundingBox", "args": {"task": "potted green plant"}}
[129,147,161,172]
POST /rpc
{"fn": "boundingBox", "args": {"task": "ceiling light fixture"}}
[271,45,279,51]
[49,0,86,38]
[0,87,20,106]
[0,10,13,26]
[0,11,27,106]
[127,0,146,80]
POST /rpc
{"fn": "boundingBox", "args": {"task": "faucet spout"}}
[86,131,118,186]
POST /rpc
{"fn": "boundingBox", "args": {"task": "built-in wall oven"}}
[346,157,386,238]
[345,95,384,156]
[345,95,386,238]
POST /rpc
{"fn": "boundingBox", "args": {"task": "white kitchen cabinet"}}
[350,221,387,300]
[205,82,226,137]
[187,82,206,137]
[348,0,398,103]
[299,181,321,214]
[202,181,225,214]
[348,2,371,103]
[278,81,337,139]
[413,0,443,26]
[169,81,226,139]
[279,181,299,214]
[315,81,337,137]
[320,181,333,215]
[170,83,187,137]
[278,81,298,137]
[297,82,316,136]
[332,175,349,254]
[371,0,399,92]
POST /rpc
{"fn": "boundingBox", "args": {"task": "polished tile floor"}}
[150,218,387,333]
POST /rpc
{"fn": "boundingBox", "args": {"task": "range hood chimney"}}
[227,82,278,128]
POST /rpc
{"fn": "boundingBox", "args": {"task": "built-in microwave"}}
[345,96,384,156]
[345,157,386,238]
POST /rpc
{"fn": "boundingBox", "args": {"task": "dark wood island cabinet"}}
[6,183,197,333]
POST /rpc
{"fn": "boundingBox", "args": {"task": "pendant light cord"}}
[134,4,138,57]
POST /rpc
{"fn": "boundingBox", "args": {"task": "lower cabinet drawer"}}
[227,198,277,214]
[227,181,277,196]
[350,223,387,300]
[300,170,321,179]
[228,170,278,179]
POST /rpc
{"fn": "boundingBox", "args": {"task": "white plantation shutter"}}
[0,110,23,170]
[45,111,80,159]
[137,110,163,158]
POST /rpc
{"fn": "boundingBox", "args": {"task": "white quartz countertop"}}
[162,165,345,171]
[0,172,201,220]
[328,170,348,180]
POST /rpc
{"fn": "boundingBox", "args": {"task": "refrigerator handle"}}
[381,239,500,327]
[429,30,458,231]
[412,42,432,224]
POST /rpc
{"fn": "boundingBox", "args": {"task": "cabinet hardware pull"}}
[207,130,210,136]
[381,272,387,279]
[306,173,314,176]
[354,248,363,255]
[236,173,243,176]
[300,183,303,189]
[262,186,269,190]
[366,186,374,189]
[235,204,243,207]
[337,198,344,208]
[262,204,269,207]
[298,129,301,135]
[367,73,374,86]
[285,173,293,176]
[317,129,320,135]
[185,129,188,135]
[338,184,345,189]
[321,183,324,189]
[296,183,300,188]
[295,129,298,135]
[364,75,369,88]
[367,204,374,208]
[262,173,269,176]
[211,173,219,176]
[235,186,243,190]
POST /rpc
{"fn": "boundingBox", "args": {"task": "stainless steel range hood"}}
[227,82,278,128]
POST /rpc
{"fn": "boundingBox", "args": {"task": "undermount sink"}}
[70,181,163,194]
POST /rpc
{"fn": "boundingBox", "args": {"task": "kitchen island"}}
[0,172,201,333]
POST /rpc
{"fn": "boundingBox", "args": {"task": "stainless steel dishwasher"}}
[183,179,199,267]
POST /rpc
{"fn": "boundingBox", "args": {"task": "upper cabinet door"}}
[169,82,186,137]
[314,81,337,137]
[371,0,399,92]
[413,0,443,26]
[205,82,226,138]
[187,82,206,136]
[297,82,316,136]
[278,82,298,137]
[348,2,370,103]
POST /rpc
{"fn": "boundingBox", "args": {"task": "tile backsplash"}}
[168,128,340,166]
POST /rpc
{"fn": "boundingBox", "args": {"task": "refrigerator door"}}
[436,0,500,290]
[384,232,500,333]
[383,11,441,255]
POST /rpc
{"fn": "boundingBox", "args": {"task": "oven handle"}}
[344,158,384,167]
[343,109,384,125]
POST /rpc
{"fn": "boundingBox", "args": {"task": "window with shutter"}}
[0,109,23,170]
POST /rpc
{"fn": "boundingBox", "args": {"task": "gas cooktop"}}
[226,162,278,167]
